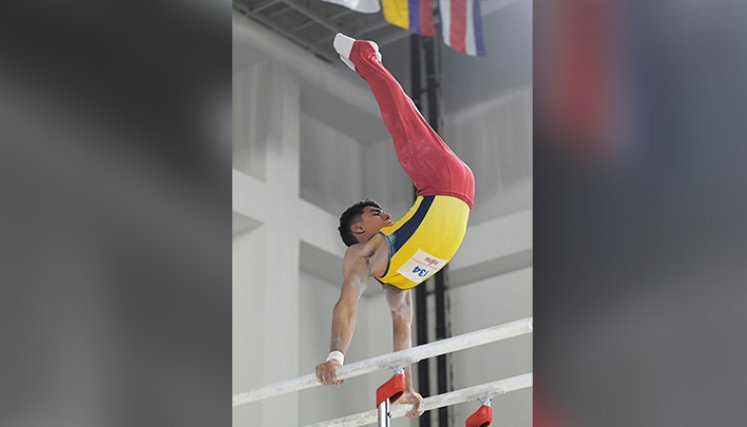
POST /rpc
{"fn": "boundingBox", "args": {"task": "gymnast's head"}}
[338,199,394,247]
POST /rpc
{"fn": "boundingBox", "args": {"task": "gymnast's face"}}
[354,206,394,237]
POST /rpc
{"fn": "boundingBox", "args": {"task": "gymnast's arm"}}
[387,287,423,417]
[315,244,373,385]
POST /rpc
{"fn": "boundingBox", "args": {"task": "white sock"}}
[333,33,381,72]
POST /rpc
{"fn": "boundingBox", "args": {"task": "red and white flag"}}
[438,0,485,56]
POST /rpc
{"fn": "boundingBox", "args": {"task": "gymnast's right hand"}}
[316,360,343,386]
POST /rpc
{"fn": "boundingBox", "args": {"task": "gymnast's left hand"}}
[399,389,423,417]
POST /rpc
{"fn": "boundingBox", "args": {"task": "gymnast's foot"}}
[333,33,381,72]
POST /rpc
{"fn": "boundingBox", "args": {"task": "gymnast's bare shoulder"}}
[342,234,388,279]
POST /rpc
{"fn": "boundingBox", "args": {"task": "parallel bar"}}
[304,373,533,427]
[232,317,533,407]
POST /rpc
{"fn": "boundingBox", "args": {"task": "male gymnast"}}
[315,34,475,418]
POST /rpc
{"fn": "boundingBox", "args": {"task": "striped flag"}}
[439,0,485,56]
[381,0,436,36]
[322,0,380,13]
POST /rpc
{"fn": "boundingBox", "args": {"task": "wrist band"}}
[326,351,344,365]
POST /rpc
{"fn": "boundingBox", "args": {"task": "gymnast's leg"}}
[333,34,474,208]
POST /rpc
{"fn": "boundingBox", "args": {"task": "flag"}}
[322,0,380,14]
[381,0,435,36]
[439,0,485,56]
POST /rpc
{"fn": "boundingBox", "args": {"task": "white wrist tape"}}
[326,351,344,365]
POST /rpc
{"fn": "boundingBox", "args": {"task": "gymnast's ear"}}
[350,221,365,235]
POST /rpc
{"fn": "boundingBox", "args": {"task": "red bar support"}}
[465,404,493,427]
[375,372,407,407]
[376,372,406,427]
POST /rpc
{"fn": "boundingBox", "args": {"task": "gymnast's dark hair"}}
[338,199,382,247]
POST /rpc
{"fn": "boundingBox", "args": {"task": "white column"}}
[261,61,302,427]
[233,58,269,427]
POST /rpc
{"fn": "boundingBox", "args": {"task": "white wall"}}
[361,139,413,220]
[233,57,270,181]
[446,88,533,223]
[300,113,367,215]
[232,227,265,423]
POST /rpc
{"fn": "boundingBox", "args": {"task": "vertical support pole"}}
[410,32,432,427]
[376,370,406,427]
[377,399,391,427]
[423,33,452,426]
[423,35,441,132]
[435,270,450,426]
[411,34,424,114]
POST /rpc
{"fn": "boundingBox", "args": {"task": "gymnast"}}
[315,34,475,418]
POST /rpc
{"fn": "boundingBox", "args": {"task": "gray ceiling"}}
[233,0,410,63]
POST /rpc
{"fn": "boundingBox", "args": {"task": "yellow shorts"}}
[376,195,470,289]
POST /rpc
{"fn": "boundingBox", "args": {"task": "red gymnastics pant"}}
[349,42,475,209]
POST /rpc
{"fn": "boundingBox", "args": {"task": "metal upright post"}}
[377,399,391,427]
[410,32,433,427]
[376,371,406,427]
[422,31,453,427]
